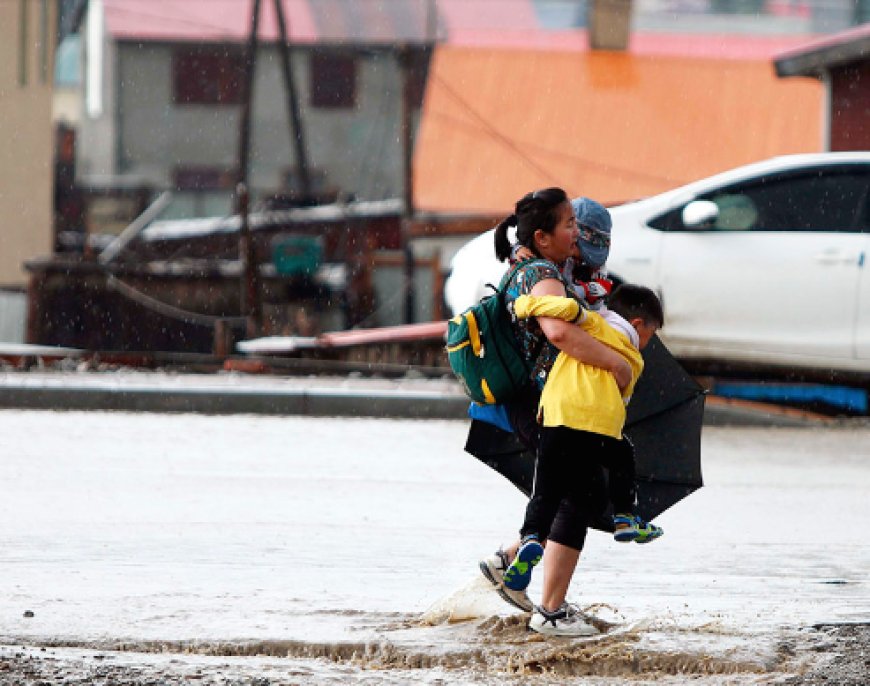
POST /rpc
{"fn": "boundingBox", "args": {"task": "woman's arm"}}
[530,278,632,391]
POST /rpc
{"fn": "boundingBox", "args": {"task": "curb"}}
[0,382,858,427]
[0,384,471,420]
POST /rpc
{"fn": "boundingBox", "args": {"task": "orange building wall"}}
[414,46,822,213]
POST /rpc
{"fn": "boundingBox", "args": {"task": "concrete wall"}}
[0,291,27,343]
[0,0,57,287]
[80,42,407,209]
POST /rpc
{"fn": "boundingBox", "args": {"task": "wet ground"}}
[1,623,868,685]
[0,412,867,684]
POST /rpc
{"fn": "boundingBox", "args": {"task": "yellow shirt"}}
[513,294,644,439]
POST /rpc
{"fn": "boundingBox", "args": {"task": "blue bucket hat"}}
[571,197,612,269]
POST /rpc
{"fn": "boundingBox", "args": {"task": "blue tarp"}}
[714,382,868,414]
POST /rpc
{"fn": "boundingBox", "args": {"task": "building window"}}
[310,52,357,109]
[172,47,245,105]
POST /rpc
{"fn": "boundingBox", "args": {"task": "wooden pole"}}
[236,184,260,338]
[398,45,415,324]
[213,318,231,358]
[273,0,312,201]
[237,0,263,337]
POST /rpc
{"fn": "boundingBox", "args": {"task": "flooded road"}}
[0,411,867,683]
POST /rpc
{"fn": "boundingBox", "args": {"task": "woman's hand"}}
[515,245,535,261]
[608,357,632,392]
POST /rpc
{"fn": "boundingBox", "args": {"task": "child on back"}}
[512,197,613,311]
[512,283,664,539]
[495,284,665,621]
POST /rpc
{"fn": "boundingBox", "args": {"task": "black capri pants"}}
[520,425,635,551]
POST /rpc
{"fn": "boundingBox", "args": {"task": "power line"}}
[430,72,683,188]
[432,73,560,185]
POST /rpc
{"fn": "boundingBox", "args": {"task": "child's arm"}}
[528,280,632,391]
[514,294,583,323]
[524,301,641,402]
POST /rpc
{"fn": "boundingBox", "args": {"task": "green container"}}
[272,236,322,277]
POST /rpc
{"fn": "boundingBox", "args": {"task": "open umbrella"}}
[464,335,705,532]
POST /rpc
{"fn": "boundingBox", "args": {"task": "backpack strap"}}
[495,258,551,293]
[494,258,557,382]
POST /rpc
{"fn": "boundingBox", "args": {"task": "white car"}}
[445,152,870,378]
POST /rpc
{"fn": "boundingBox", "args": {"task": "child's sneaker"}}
[613,513,663,544]
[529,602,599,637]
[502,538,544,591]
[478,550,533,612]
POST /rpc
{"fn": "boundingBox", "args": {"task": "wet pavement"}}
[0,411,867,683]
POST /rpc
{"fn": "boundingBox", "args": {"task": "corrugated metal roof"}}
[103,0,310,44]
[101,0,539,45]
[305,0,435,44]
[414,45,822,213]
[442,29,815,55]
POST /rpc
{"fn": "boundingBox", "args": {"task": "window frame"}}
[309,51,358,110]
[171,45,246,106]
[648,165,870,234]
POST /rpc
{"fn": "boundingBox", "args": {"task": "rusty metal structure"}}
[29,0,474,357]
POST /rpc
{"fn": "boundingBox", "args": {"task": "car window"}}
[648,168,870,233]
[707,194,758,231]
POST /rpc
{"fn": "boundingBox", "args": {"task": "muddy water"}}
[0,412,867,684]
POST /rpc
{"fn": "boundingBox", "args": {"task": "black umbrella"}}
[464,335,705,532]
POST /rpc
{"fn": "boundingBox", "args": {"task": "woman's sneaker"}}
[478,550,533,612]
[529,603,599,637]
[613,513,663,544]
[502,538,544,591]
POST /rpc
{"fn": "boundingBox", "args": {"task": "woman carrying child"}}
[477,189,627,610]
[477,188,662,636]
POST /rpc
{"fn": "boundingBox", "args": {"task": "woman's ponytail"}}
[493,214,517,262]
[494,188,568,262]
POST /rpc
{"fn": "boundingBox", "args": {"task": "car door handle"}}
[813,250,858,265]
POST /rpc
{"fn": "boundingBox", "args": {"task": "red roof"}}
[101,0,818,57]
[445,28,816,58]
[102,0,541,45]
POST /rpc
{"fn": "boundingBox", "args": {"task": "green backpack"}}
[446,260,542,404]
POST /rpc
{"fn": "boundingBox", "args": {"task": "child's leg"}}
[597,437,662,543]
[612,513,663,543]
[604,437,637,515]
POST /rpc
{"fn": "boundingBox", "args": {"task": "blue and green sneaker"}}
[613,513,663,544]
[502,538,544,591]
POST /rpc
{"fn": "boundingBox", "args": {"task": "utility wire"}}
[427,98,686,187]
[432,73,561,185]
